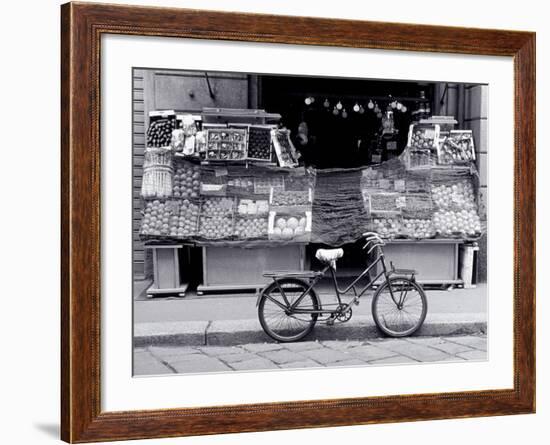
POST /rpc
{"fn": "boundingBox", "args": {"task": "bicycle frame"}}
[267,247,402,317]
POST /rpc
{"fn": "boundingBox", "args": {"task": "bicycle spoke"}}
[373,278,427,336]
[259,282,319,341]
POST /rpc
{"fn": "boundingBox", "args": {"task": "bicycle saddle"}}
[315,248,344,266]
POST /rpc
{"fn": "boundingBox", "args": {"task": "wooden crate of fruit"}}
[271,129,299,167]
[369,216,404,239]
[253,175,284,195]
[172,159,200,199]
[269,188,312,212]
[234,215,269,240]
[140,199,200,240]
[268,211,311,242]
[147,110,177,148]
[197,197,235,240]
[437,130,476,166]
[205,128,247,161]
[401,218,436,239]
[230,123,275,162]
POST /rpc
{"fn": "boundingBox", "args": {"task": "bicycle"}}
[257,232,428,342]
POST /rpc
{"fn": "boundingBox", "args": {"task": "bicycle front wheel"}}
[372,277,427,337]
[258,278,320,342]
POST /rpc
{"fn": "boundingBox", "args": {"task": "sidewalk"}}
[134,283,487,347]
[134,334,488,376]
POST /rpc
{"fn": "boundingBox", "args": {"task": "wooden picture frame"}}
[61,2,535,442]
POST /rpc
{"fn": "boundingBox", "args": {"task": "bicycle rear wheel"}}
[258,278,320,342]
[372,277,427,337]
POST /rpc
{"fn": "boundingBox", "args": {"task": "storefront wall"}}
[133,69,255,279]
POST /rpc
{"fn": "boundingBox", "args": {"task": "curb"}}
[134,313,486,347]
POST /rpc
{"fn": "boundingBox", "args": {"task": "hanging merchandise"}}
[323,98,330,108]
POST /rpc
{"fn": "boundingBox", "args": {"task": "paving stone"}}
[169,356,233,373]
[368,355,418,365]
[217,352,260,363]
[298,347,352,364]
[133,351,174,376]
[198,346,244,356]
[282,341,325,352]
[260,349,307,364]
[456,349,488,360]
[230,358,278,371]
[149,346,202,358]
[278,359,322,369]
[405,337,475,355]
[446,335,487,351]
[322,340,363,350]
[346,344,398,362]
[369,340,452,362]
[241,343,284,353]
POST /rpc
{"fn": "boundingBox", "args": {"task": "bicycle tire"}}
[258,278,320,342]
[372,277,428,337]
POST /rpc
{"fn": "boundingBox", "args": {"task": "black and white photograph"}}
[132,68,488,376]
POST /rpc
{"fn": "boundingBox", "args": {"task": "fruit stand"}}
[138,109,484,295]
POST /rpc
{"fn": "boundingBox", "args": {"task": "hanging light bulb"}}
[336,101,343,110]
[396,102,403,110]
[342,109,348,118]
[376,112,383,119]
[374,102,380,113]
[391,101,397,109]
[310,97,315,103]
[353,103,360,112]
[332,106,339,115]
[359,105,365,114]
[401,105,407,113]
[304,97,312,105]
[324,98,330,108]
[367,100,374,110]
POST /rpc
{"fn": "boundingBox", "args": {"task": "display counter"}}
[380,238,464,285]
[197,244,306,294]
[138,110,484,295]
